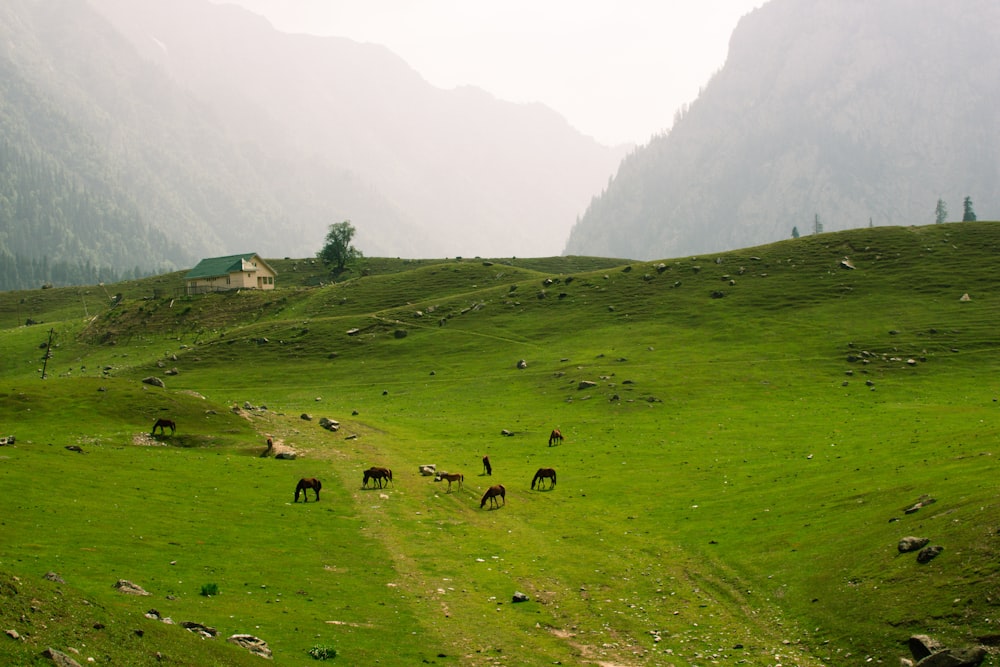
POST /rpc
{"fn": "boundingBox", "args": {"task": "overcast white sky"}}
[216,0,764,146]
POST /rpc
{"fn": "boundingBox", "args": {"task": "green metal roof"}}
[184,253,276,280]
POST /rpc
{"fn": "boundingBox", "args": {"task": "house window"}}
[226,276,231,285]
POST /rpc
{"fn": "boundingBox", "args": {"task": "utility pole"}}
[41,328,54,379]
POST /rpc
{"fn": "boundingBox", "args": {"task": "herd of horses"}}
[290,428,565,510]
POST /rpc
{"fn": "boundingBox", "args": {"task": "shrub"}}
[308,644,338,660]
[200,582,218,597]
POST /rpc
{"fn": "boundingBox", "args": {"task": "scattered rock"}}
[500,429,514,437]
[141,377,165,388]
[181,621,218,638]
[419,465,437,476]
[910,635,945,661]
[904,496,937,514]
[512,592,529,603]
[43,572,65,584]
[319,417,340,432]
[300,413,312,421]
[6,629,21,640]
[960,293,971,302]
[113,579,150,596]
[64,445,84,453]
[578,380,598,390]
[275,452,296,460]
[41,648,82,667]
[898,536,930,553]
[917,545,944,564]
[516,359,527,369]
[227,634,272,659]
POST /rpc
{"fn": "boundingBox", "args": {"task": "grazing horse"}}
[532,467,557,490]
[480,484,506,509]
[362,466,393,489]
[548,429,563,446]
[151,418,176,435]
[260,437,274,458]
[435,472,464,492]
[482,455,492,476]
[294,477,322,502]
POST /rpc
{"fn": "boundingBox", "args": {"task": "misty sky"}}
[214,0,763,146]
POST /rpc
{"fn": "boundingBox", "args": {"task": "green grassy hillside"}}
[1,226,998,665]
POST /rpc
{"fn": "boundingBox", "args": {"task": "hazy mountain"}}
[0,0,626,289]
[564,0,1000,260]
[88,0,630,257]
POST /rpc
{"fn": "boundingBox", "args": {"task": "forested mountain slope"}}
[564,0,1000,259]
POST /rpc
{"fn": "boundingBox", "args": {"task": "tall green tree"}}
[962,196,976,222]
[935,198,948,224]
[791,226,799,239]
[317,220,362,273]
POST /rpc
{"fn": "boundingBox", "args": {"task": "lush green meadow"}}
[1,224,999,665]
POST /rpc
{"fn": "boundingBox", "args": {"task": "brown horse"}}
[435,472,464,492]
[363,466,393,489]
[548,429,563,446]
[482,455,492,476]
[151,418,176,435]
[294,477,322,502]
[532,467,557,490]
[480,484,506,509]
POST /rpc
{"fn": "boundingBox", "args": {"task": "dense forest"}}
[0,139,181,290]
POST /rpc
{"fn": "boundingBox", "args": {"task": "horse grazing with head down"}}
[435,471,464,492]
[480,484,506,509]
[363,466,393,489]
[294,477,321,502]
[548,429,563,446]
[532,467,557,490]
[151,418,176,436]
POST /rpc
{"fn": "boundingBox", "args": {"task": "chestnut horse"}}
[480,484,506,509]
[151,418,176,435]
[363,466,393,489]
[532,467,557,490]
[294,477,322,502]
[435,472,464,492]
[548,429,563,446]
[482,455,492,476]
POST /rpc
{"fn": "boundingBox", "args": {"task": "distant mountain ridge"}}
[0,0,625,289]
[564,0,1000,260]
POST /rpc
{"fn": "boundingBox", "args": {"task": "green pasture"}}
[1,223,999,665]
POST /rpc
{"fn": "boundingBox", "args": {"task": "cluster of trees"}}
[936,197,977,223]
[794,198,981,238]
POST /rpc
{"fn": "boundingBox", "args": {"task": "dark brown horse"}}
[482,455,492,476]
[548,429,563,446]
[480,484,506,509]
[151,418,176,435]
[532,467,557,490]
[363,466,393,489]
[294,477,322,502]
[435,471,464,492]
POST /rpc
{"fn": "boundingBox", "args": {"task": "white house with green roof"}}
[184,253,277,295]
